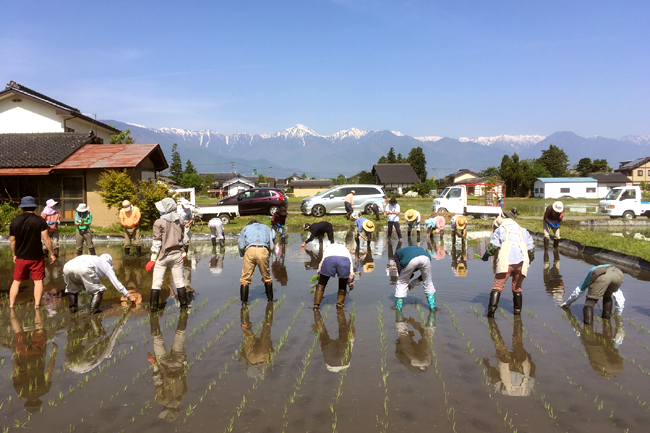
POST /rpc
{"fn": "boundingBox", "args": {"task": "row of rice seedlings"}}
[376,302,390,432]
[281,304,333,433]
[329,304,356,433]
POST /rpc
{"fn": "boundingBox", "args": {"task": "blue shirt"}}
[355,217,369,234]
[238,223,274,257]
[490,223,534,265]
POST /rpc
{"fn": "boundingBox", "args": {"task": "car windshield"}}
[438,187,450,198]
[604,189,622,200]
[316,187,338,196]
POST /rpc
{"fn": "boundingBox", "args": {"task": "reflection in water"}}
[565,310,624,377]
[543,250,564,305]
[386,239,401,285]
[304,242,324,270]
[426,239,446,261]
[148,312,189,421]
[451,242,467,277]
[483,317,535,396]
[240,303,274,378]
[355,245,375,279]
[313,309,355,372]
[10,308,57,412]
[395,310,435,372]
[272,243,288,286]
[209,253,224,275]
[65,309,131,373]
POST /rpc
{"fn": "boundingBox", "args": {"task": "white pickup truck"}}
[598,186,650,219]
[174,188,240,224]
[432,184,504,219]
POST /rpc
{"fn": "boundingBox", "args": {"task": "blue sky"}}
[2,0,649,138]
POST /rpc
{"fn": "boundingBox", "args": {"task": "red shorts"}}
[13,257,45,282]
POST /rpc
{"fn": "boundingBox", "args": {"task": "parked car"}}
[598,186,650,219]
[300,184,387,217]
[218,188,288,216]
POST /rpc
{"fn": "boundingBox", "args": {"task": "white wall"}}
[66,117,114,143]
[0,98,63,133]
[596,182,627,198]
[533,180,599,199]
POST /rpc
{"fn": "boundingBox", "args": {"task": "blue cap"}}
[19,196,37,208]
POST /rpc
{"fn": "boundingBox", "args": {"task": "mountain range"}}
[104,120,650,179]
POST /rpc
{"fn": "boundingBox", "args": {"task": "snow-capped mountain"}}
[620,135,650,146]
[457,134,546,149]
[414,136,443,142]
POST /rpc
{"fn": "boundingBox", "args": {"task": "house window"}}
[638,170,643,176]
[540,188,544,193]
[586,187,596,193]
[560,187,570,193]
[534,188,538,193]
[65,127,75,132]
[44,176,85,220]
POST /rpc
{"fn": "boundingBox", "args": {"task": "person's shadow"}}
[239,303,275,378]
[543,250,564,305]
[313,309,355,372]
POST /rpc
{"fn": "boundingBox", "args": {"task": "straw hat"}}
[363,262,375,273]
[122,200,131,208]
[76,203,89,212]
[405,209,418,222]
[552,201,564,213]
[456,263,467,277]
[456,215,467,230]
[362,220,375,232]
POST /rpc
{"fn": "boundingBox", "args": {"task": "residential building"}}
[589,173,632,197]
[371,164,420,194]
[533,178,598,199]
[291,179,333,197]
[446,169,479,185]
[615,157,650,186]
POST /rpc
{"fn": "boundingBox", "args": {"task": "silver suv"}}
[300,184,387,217]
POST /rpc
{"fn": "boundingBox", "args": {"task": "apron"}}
[495,225,530,277]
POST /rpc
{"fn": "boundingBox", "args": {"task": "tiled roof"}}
[1,81,121,134]
[589,172,631,183]
[0,132,98,168]
[616,157,650,170]
[55,144,168,171]
[447,169,479,178]
[455,176,504,185]
[536,177,597,183]
[291,179,333,187]
[372,164,420,184]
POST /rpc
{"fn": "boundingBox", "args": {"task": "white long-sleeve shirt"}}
[318,243,354,276]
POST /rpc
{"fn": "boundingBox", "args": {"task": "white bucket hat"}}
[76,203,89,212]
[552,201,564,213]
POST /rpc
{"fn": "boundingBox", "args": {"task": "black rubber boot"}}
[544,238,549,250]
[602,295,613,319]
[150,290,160,312]
[125,247,130,256]
[264,282,274,302]
[68,293,78,313]
[184,245,189,254]
[220,239,225,248]
[211,238,217,248]
[177,287,189,309]
[89,247,96,256]
[407,229,412,238]
[136,246,142,257]
[553,238,559,249]
[89,292,103,314]
[313,285,325,309]
[513,292,523,315]
[77,250,83,256]
[487,290,501,318]
[150,313,161,335]
[583,304,594,325]
[240,284,249,304]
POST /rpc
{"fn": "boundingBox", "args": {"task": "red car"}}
[218,188,288,215]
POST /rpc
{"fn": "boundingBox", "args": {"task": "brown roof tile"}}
[55,144,168,171]
[0,132,97,168]
[372,164,420,184]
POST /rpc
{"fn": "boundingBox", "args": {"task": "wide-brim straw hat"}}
[405,209,417,222]
[456,216,467,230]
[363,263,375,273]
[552,201,564,213]
[362,220,375,232]
[76,203,89,212]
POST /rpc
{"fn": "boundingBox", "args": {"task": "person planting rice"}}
[208,216,225,248]
[543,201,564,250]
[177,198,194,253]
[238,220,274,303]
[74,203,95,256]
[405,209,421,238]
[271,205,288,241]
[314,242,355,309]
[451,214,467,240]
[482,217,534,317]
[560,264,625,324]
[371,198,385,221]
[393,245,436,311]
[424,215,445,239]
[351,213,375,247]
[301,221,335,247]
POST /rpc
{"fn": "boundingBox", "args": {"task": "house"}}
[201,172,258,197]
[589,173,632,197]
[372,164,420,194]
[222,175,256,197]
[533,178,598,199]
[446,169,479,185]
[275,178,288,191]
[0,132,168,225]
[0,81,120,143]
[454,176,505,198]
[615,157,650,186]
[291,180,333,197]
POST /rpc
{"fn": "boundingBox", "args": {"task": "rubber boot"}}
[220,239,225,248]
[89,247,96,256]
[426,293,436,311]
[68,293,78,313]
[602,296,613,319]
[240,284,250,304]
[313,285,325,309]
[150,290,160,312]
[336,289,346,309]
[77,249,83,256]
[241,305,251,328]
[265,301,274,324]
[543,238,549,250]
[553,238,559,249]
[184,244,189,254]
[407,228,412,238]
[395,297,404,310]
[487,290,501,318]
[177,309,189,331]
[125,247,130,256]
[583,304,594,325]
[177,287,189,309]
[150,313,161,335]
[89,291,103,314]
[211,238,217,248]
[513,292,523,315]
[264,282,274,301]
[136,246,142,257]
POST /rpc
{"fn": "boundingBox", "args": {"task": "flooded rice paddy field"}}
[0,231,649,433]
[582,226,650,242]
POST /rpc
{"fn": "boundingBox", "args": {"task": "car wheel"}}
[364,204,373,214]
[437,207,448,213]
[480,213,490,220]
[312,205,326,217]
[269,206,279,215]
[219,214,231,225]
[622,211,635,220]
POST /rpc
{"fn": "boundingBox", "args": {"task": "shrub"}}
[96,169,138,209]
[404,191,420,198]
[136,180,174,229]
[0,202,20,232]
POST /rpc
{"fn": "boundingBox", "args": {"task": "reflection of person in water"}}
[271,242,288,286]
[386,239,401,285]
[10,308,57,413]
[543,250,564,305]
[565,309,624,377]
[209,253,224,275]
[561,264,625,324]
[240,303,274,378]
[303,242,324,270]
[450,243,467,277]
[65,309,131,373]
[395,310,435,372]
[313,309,355,372]
[483,317,535,396]
[147,312,189,422]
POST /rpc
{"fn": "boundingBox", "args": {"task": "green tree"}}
[396,153,406,163]
[479,166,500,177]
[300,173,307,179]
[0,202,21,232]
[136,180,174,229]
[407,147,427,182]
[184,159,198,176]
[592,159,612,173]
[575,157,593,177]
[385,148,397,164]
[257,174,268,184]
[377,156,387,164]
[407,178,437,196]
[109,128,135,144]
[359,170,374,184]
[96,169,138,209]
[537,144,569,177]
[169,143,183,184]
[202,173,215,194]
[180,173,203,189]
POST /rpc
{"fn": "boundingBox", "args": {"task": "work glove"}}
[182,252,187,261]
[348,275,355,291]
[481,252,490,262]
[48,221,54,225]
[146,261,156,272]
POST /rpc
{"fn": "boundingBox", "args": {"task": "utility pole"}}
[230,161,235,173]
[268,166,272,177]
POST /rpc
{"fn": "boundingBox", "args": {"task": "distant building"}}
[589,172,632,197]
[615,157,650,186]
[291,179,333,197]
[533,178,598,199]
[222,175,256,197]
[372,164,420,194]
[446,169,479,185]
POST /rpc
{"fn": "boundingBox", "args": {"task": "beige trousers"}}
[152,251,185,291]
[124,225,141,247]
[240,246,271,284]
